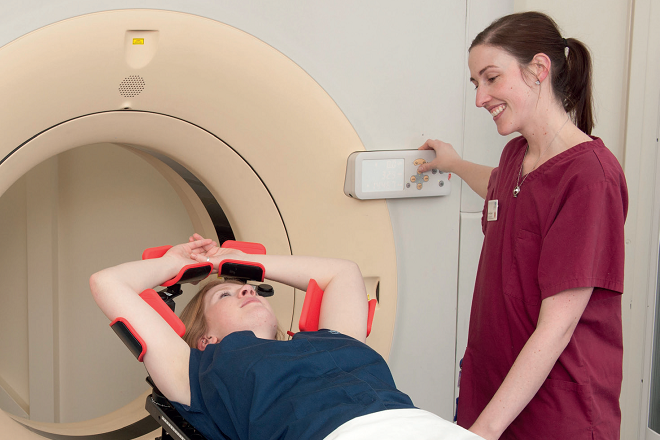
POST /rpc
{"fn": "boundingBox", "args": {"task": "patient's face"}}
[203,281,278,341]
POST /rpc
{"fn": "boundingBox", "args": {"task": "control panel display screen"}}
[361,159,404,192]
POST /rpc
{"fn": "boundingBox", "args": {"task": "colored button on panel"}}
[417,183,423,190]
[423,175,429,182]
[410,176,416,182]
[413,158,427,166]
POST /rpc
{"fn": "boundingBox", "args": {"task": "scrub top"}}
[456,136,628,440]
[171,329,415,440]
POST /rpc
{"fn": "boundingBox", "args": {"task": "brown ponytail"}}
[470,12,594,134]
[563,38,594,134]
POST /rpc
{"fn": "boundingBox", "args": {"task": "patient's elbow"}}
[344,260,362,276]
[89,270,107,300]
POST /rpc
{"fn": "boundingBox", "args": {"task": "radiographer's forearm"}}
[468,326,571,439]
[417,140,493,199]
[452,160,493,199]
[469,287,592,438]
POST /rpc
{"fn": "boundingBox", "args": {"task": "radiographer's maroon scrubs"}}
[457,136,628,440]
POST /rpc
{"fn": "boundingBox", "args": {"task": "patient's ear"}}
[197,337,207,351]
[197,335,218,351]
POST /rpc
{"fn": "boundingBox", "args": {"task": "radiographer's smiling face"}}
[468,44,538,136]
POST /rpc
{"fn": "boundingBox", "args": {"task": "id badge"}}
[487,199,498,221]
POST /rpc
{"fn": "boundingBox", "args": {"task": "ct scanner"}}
[0,3,512,439]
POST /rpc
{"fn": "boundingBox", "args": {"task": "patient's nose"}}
[239,284,256,297]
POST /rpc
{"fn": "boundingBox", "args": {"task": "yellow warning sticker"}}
[132,38,145,45]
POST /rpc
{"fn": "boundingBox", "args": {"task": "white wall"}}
[620,1,660,439]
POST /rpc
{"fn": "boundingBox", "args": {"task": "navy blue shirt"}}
[171,330,414,440]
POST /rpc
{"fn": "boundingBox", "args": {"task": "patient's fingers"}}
[186,238,213,254]
[190,233,219,255]
[192,233,207,242]
[191,247,238,263]
[188,236,205,256]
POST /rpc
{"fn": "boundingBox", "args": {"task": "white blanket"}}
[324,408,485,440]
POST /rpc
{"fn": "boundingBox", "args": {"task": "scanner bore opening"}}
[0,142,234,424]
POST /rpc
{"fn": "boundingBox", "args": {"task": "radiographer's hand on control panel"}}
[417,139,462,174]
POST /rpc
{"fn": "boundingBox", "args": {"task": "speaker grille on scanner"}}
[119,75,145,97]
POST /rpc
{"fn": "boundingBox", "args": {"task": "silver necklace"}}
[513,116,570,198]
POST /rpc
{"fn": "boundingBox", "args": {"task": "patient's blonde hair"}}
[179,279,284,348]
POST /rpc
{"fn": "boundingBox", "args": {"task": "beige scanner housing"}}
[0,10,398,438]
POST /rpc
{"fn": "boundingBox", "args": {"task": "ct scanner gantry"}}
[0,9,399,438]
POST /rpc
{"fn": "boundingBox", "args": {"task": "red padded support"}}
[142,245,172,260]
[298,279,377,337]
[139,289,186,337]
[299,279,324,332]
[221,240,266,254]
[110,318,147,362]
[161,262,213,287]
[366,299,377,337]
[109,290,187,363]
[218,259,265,282]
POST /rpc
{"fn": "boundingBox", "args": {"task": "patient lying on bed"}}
[90,234,482,440]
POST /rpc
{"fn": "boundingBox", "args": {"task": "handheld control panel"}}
[344,149,451,200]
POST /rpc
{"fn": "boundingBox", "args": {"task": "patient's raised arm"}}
[191,238,369,343]
[89,238,213,406]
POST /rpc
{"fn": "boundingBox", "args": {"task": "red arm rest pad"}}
[299,279,324,332]
[110,318,146,362]
[139,289,186,337]
[160,263,213,287]
[142,245,173,260]
[110,290,187,362]
[298,280,377,337]
[366,299,377,337]
[219,259,265,282]
[221,240,266,255]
